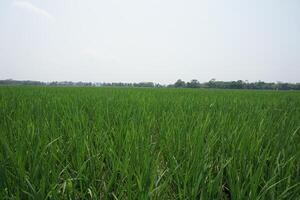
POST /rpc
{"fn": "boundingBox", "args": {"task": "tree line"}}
[172,79,300,90]
[0,79,299,90]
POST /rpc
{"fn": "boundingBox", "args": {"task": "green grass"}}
[0,86,299,199]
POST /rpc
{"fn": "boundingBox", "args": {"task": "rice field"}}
[0,86,299,199]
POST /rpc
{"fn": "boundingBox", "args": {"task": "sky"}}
[0,0,299,84]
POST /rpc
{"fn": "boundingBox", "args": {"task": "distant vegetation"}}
[1,79,299,90]
[172,79,300,90]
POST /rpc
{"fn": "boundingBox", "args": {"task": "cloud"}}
[13,1,54,21]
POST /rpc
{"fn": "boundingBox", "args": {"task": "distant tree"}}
[208,78,216,88]
[187,79,200,88]
[277,82,290,90]
[174,79,186,88]
[133,82,155,87]
[229,80,244,89]
[155,83,164,87]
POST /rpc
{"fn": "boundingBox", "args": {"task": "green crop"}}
[0,86,299,199]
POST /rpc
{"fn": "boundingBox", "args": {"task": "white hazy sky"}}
[0,0,299,84]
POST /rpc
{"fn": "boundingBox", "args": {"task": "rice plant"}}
[0,86,299,199]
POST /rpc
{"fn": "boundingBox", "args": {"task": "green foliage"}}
[174,79,186,88]
[1,79,300,90]
[0,86,300,199]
